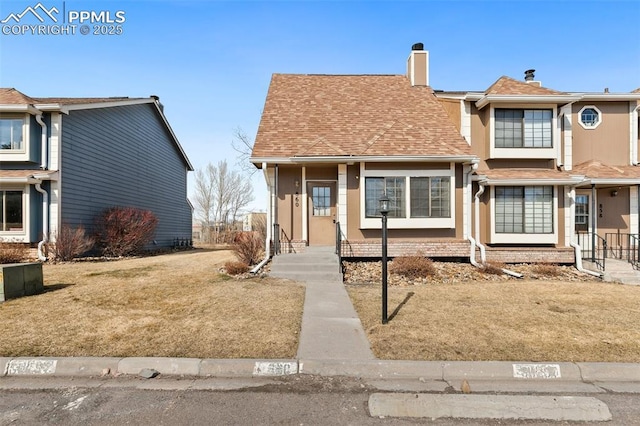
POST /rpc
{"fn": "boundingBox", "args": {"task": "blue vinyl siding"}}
[28,115,41,165]
[29,183,43,242]
[60,103,191,248]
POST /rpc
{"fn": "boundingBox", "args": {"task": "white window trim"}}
[489,185,558,244]
[489,105,558,159]
[0,185,31,243]
[359,163,456,229]
[0,113,30,162]
[578,105,602,130]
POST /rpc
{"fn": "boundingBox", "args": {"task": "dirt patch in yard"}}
[0,250,304,359]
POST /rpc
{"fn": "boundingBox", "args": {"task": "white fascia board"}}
[578,94,640,101]
[252,155,478,164]
[579,178,640,186]
[475,95,581,110]
[0,105,40,113]
[480,177,584,186]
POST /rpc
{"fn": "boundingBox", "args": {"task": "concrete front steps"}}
[600,258,640,285]
[269,246,343,282]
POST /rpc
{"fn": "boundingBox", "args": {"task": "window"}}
[1,190,23,232]
[0,118,24,150]
[312,186,331,216]
[578,105,601,129]
[575,194,589,225]
[365,177,405,218]
[365,176,451,219]
[410,177,450,218]
[495,186,553,234]
[495,109,552,148]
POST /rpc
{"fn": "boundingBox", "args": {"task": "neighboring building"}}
[243,212,266,232]
[250,44,640,270]
[0,88,193,258]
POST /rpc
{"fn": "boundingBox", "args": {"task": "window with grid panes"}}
[495,186,553,234]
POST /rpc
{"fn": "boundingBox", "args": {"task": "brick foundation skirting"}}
[484,247,575,264]
[340,240,576,264]
[278,240,308,254]
[340,240,470,258]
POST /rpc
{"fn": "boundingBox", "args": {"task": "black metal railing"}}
[630,234,640,270]
[576,231,607,271]
[273,223,281,255]
[335,221,342,271]
[605,232,640,269]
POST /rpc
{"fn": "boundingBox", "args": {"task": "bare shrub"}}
[224,260,249,275]
[51,224,95,261]
[532,263,561,277]
[390,254,436,279]
[232,231,264,265]
[95,207,158,257]
[0,242,28,264]
[481,262,505,276]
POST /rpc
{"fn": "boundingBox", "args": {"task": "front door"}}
[575,192,592,251]
[308,182,336,246]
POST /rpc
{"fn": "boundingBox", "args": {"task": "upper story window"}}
[0,117,24,151]
[495,109,552,148]
[578,105,601,129]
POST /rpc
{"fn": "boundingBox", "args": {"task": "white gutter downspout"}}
[251,163,272,274]
[33,181,49,261]
[474,183,487,264]
[465,162,482,268]
[34,112,49,261]
[35,112,48,170]
[570,241,603,278]
[632,104,639,166]
[474,182,522,278]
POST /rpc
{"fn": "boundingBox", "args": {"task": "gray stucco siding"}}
[59,103,191,248]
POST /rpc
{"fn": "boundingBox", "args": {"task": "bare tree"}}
[228,171,254,227]
[192,160,254,243]
[193,164,216,242]
[231,127,257,175]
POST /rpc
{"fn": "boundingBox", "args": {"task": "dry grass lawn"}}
[0,249,304,358]
[348,280,640,362]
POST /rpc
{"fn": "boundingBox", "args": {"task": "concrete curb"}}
[1,357,299,378]
[1,357,639,386]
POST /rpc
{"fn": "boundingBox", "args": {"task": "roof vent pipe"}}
[524,69,535,81]
[411,42,424,51]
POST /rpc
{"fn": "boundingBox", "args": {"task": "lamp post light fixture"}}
[379,193,390,324]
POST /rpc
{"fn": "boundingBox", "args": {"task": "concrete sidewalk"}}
[270,246,374,360]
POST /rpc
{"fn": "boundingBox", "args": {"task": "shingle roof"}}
[0,170,58,179]
[0,88,36,104]
[0,87,139,105]
[485,76,564,96]
[252,74,472,159]
[477,168,576,180]
[573,160,640,179]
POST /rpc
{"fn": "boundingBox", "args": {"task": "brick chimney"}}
[407,43,429,86]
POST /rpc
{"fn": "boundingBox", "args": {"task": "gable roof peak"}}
[485,75,564,95]
[0,87,37,104]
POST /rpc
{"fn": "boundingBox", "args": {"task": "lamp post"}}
[379,193,390,324]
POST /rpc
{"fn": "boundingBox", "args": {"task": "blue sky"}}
[1,0,639,211]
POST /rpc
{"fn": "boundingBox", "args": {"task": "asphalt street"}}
[1,376,640,425]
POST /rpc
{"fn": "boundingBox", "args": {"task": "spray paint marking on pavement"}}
[513,364,561,379]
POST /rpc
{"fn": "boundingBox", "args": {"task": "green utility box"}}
[0,263,44,302]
